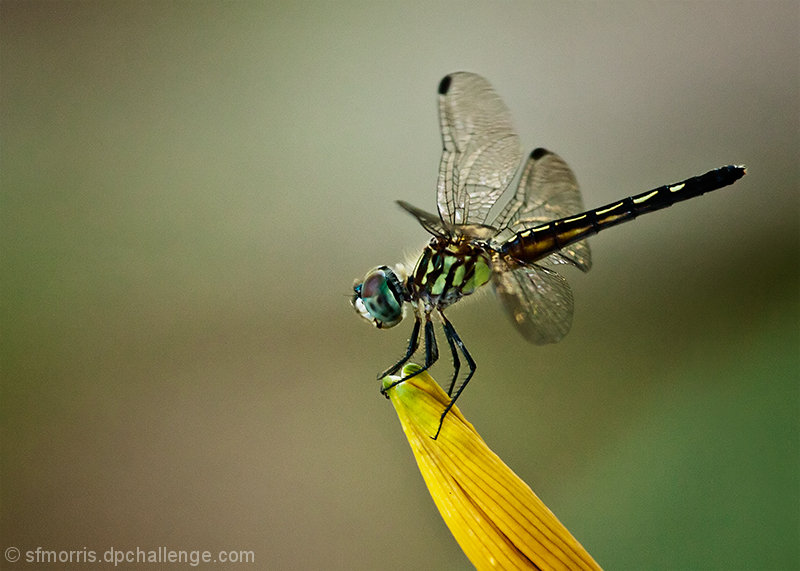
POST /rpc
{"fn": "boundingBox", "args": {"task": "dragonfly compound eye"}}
[353,266,404,328]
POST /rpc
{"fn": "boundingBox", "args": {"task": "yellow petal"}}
[383,365,602,571]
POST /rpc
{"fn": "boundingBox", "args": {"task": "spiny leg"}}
[379,316,421,380]
[381,314,439,395]
[441,314,461,397]
[422,315,439,368]
[432,314,476,440]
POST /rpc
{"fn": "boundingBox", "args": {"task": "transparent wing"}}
[396,200,451,237]
[493,148,592,272]
[492,260,574,345]
[437,72,522,226]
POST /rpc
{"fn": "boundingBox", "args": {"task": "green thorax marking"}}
[412,238,492,305]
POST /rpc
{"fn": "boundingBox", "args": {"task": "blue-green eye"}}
[352,266,405,328]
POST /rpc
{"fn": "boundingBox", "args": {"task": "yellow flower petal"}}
[384,365,602,570]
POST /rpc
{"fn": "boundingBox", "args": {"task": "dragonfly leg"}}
[432,315,476,440]
[441,315,461,397]
[380,314,439,396]
[378,316,421,380]
[422,314,439,367]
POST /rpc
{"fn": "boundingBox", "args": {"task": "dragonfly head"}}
[352,265,407,329]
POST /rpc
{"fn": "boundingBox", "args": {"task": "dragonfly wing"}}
[437,72,522,226]
[539,243,591,271]
[492,261,574,345]
[397,200,452,237]
[493,148,592,272]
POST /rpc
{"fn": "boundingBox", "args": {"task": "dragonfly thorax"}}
[411,237,493,310]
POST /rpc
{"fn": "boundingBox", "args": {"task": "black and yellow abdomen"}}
[501,164,746,264]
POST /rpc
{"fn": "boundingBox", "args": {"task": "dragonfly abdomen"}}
[501,164,746,264]
[500,212,599,263]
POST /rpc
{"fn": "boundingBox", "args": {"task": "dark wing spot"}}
[531,148,551,160]
[438,75,452,95]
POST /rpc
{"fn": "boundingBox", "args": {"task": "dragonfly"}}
[352,72,746,439]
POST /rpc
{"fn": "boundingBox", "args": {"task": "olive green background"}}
[2,2,798,569]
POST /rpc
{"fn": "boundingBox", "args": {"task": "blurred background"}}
[2,2,797,569]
